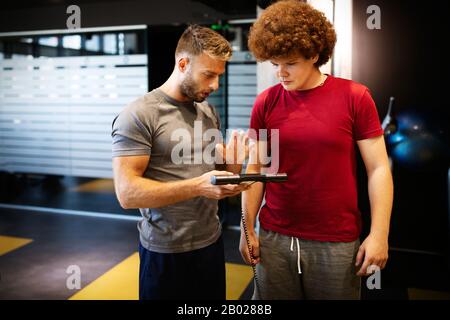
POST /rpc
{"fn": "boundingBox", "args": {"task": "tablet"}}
[210,173,288,185]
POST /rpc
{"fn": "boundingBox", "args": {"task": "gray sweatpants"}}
[253,227,361,300]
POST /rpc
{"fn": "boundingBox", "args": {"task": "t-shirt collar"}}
[154,88,196,108]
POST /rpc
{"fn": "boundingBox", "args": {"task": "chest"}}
[266,94,355,150]
[151,106,219,159]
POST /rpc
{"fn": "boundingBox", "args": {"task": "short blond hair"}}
[175,25,232,61]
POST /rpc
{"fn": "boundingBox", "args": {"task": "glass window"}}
[38,37,58,47]
[20,38,33,44]
[62,35,81,49]
[118,33,125,55]
[1,30,146,58]
[103,34,117,54]
[85,34,100,52]
[124,33,137,55]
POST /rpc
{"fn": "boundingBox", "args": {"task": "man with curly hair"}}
[240,0,393,300]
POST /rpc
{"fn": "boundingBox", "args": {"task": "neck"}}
[159,72,190,102]
[299,68,326,91]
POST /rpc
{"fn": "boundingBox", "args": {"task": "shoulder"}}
[113,91,163,132]
[120,91,163,120]
[330,76,370,99]
[129,90,163,113]
[257,83,284,101]
[254,83,284,112]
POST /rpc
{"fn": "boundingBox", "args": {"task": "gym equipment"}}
[381,96,397,135]
[383,101,449,170]
[210,173,288,185]
[390,134,448,168]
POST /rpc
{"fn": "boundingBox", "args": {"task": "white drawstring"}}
[290,237,302,274]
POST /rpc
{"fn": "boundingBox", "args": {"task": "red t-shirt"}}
[250,75,383,242]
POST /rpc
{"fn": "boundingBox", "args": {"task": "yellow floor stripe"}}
[69,252,253,300]
[226,263,254,300]
[70,179,115,194]
[70,252,139,300]
[408,288,450,300]
[0,235,33,256]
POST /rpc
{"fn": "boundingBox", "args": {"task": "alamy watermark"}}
[366,265,382,290]
[367,5,381,30]
[170,123,280,172]
[66,5,81,29]
[66,264,81,290]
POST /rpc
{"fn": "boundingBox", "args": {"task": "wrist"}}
[240,223,256,235]
[369,228,389,240]
[189,176,203,197]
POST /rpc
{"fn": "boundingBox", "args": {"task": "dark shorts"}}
[138,236,225,300]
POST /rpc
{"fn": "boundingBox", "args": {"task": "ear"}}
[311,54,319,64]
[177,57,189,72]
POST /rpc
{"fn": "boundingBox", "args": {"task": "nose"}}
[278,65,289,78]
[210,76,219,91]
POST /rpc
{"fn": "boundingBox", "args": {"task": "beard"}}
[180,72,210,103]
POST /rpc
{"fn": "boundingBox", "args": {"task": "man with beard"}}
[111,25,248,300]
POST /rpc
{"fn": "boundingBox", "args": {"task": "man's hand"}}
[355,232,389,276]
[216,130,249,165]
[239,228,260,265]
[196,170,249,200]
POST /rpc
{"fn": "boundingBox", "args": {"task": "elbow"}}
[116,191,132,209]
[118,197,132,209]
[115,180,135,209]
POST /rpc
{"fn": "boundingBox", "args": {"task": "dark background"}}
[352,0,450,291]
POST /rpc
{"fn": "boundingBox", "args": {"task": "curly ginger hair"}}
[248,0,336,67]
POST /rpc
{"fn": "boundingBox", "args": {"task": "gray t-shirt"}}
[111,89,222,253]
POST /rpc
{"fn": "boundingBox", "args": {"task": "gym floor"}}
[0,175,449,300]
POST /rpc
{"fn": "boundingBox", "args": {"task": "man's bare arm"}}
[113,155,248,209]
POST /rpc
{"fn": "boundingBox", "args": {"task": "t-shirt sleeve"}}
[249,92,267,141]
[111,104,154,157]
[353,88,384,141]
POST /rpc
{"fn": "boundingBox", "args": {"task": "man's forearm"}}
[368,165,394,238]
[241,164,264,232]
[118,175,200,209]
[242,182,264,232]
